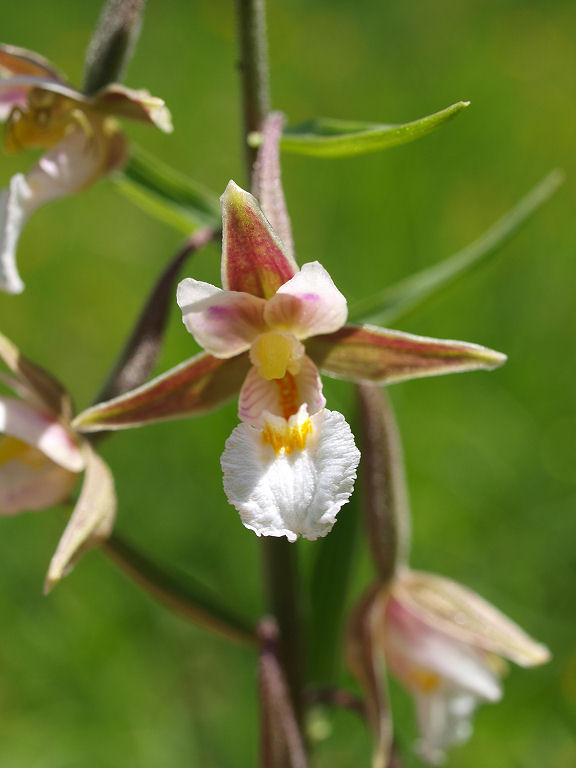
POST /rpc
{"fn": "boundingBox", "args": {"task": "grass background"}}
[0,0,574,765]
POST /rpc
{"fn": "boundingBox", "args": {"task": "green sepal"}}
[248,102,469,158]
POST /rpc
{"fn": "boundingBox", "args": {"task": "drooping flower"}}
[74,173,506,543]
[0,330,116,591]
[349,570,550,766]
[0,43,172,293]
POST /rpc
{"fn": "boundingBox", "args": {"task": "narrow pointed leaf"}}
[221,181,297,298]
[357,385,410,583]
[44,444,116,593]
[350,170,565,326]
[307,324,506,385]
[258,618,308,768]
[116,144,221,232]
[395,571,551,667]
[347,587,392,768]
[83,0,147,94]
[249,102,469,158]
[94,228,218,404]
[0,331,72,419]
[252,112,295,260]
[74,352,250,432]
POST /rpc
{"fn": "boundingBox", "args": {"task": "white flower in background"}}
[382,570,550,764]
[0,43,172,293]
[0,330,116,592]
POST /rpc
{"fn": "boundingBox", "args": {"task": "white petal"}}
[0,174,29,293]
[238,356,325,424]
[0,437,78,515]
[177,278,266,358]
[0,127,106,294]
[384,596,502,702]
[221,407,360,541]
[414,688,479,765]
[264,261,348,338]
[25,126,103,203]
[0,396,84,471]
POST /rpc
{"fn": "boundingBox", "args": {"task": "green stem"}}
[235,0,271,179]
[102,532,257,647]
[261,538,305,724]
[235,0,305,729]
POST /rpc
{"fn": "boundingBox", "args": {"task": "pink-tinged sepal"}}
[177,278,266,358]
[221,180,297,299]
[0,44,67,82]
[73,352,251,431]
[0,330,73,418]
[265,261,348,338]
[307,324,506,384]
[44,444,116,593]
[238,355,325,424]
[252,112,295,260]
[0,436,78,516]
[91,84,173,133]
[393,570,550,667]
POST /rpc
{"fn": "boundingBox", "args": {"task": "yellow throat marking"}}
[0,436,47,468]
[261,417,313,455]
[250,331,303,381]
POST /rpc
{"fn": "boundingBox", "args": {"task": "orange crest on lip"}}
[261,416,313,455]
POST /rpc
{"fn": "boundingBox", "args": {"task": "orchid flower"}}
[349,570,550,766]
[0,43,172,293]
[0,330,116,592]
[74,169,506,543]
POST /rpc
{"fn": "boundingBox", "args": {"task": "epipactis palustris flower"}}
[74,179,506,543]
[350,570,550,766]
[0,331,116,592]
[0,43,172,293]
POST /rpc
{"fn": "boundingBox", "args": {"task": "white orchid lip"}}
[221,405,360,542]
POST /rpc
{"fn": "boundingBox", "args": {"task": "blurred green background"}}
[0,0,574,765]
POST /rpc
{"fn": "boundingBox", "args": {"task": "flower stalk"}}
[234,0,306,730]
[235,0,271,178]
[102,532,257,647]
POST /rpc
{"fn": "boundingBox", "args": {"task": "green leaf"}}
[115,144,221,233]
[349,169,565,326]
[308,481,361,685]
[248,102,470,158]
